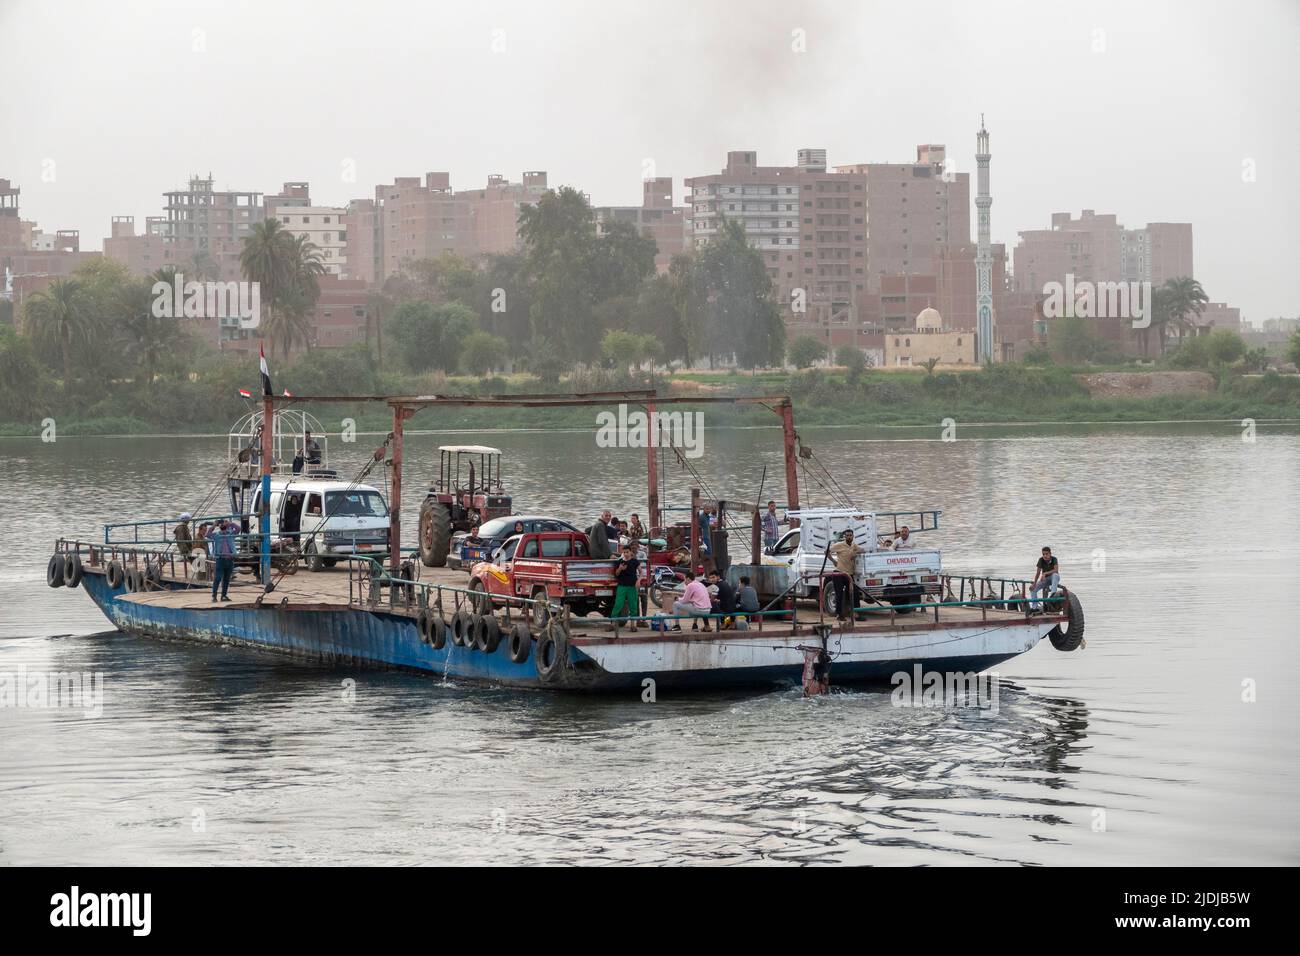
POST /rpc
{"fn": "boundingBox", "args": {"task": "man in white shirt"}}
[891,526,917,550]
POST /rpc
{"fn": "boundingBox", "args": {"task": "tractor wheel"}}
[418,500,453,568]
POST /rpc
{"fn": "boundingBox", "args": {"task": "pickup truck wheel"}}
[530,588,551,628]
[819,585,840,618]
[418,501,452,568]
[304,541,326,573]
[468,579,492,615]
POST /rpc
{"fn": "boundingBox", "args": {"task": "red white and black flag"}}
[238,388,252,399]
[259,344,273,397]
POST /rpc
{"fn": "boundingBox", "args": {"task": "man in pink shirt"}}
[672,571,714,631]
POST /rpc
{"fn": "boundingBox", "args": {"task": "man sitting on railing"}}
[1029,546,1060,613]
[173,513,193,566]
[304,431,322,466]
[671,570,714,632]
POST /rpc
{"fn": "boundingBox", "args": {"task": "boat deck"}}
[112,564,1055,642]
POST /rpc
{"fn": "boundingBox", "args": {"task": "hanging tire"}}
[63,552,84,588]
[304,540,326,573]
[1048,590,1085,652]
[418,500,453,568]
[474,614,501,653]
[451,610,472,647]
[47,554,66,588]
[508,623,532,664]
[534,621,569,684]
[124,568,138,592]
[416,609,433,645]
[106,561,125,589]
[429,611,447,650]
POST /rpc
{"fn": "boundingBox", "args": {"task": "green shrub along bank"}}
[2,350,1297,438]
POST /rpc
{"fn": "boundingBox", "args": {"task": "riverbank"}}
[2,364,1297,437]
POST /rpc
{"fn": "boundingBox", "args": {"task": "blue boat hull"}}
[79,571,1034,692]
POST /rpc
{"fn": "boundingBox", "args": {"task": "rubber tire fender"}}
[47,554,66,588]
[474,614,501,653]
[1048,590,1085,652]
[106,561,125,589]
[534,620,570,684]
[508,623,531,664]
[451,610,472,647]
[63,552,84,588]
[416,609,433,645]
[429,611,447,650]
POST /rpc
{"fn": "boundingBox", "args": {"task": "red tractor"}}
[418,445,513,567]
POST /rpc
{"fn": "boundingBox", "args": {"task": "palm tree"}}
[1162,277,1209,349]
[241,219,326,360]
[120,276,180,390]
[288,234,326,305]
[239,218,296,305]
[22,278,92,382]
[261,307,315,359]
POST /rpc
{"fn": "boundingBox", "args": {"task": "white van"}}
[249,476,391,571]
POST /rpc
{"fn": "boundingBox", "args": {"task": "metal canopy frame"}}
[254,390,800,575]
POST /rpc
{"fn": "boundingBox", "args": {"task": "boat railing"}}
[343,556,556,634]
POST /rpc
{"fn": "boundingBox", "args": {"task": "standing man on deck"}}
[303,431,322,466]
[210,519,237,603]
[610,544,641,632]
[762,500,781,552]
[828,529,865,621]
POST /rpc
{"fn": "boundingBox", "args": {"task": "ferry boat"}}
[45,391,1085,693]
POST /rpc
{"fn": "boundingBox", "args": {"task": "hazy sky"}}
[2,0,1297,321]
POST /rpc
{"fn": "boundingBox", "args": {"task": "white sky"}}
[2,0,1296,322]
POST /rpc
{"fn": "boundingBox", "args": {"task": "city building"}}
[356,170,550,283]
[1013,210,1193,294]
[161,173,265,281]
[686,148,870,334]
[273,205,349,277]
[593,176,689,273]
[103,215,200,276]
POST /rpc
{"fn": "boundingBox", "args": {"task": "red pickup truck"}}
[467,531,636,624]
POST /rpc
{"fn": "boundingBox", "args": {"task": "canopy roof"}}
[438,444,502,455]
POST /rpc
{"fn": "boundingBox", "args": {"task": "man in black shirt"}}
[611,545,641,631]
[1030,546,1060,612]
[707,569,737,628]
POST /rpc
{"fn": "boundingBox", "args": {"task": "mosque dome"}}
[916,307,942,330]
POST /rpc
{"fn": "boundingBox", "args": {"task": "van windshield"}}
[324,490,389,518]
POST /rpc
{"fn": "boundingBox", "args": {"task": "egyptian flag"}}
[238,388,253,399]
[259,344,273,397]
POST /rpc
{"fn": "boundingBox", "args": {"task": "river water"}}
[1,421,1297,865]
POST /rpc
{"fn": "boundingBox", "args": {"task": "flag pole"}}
[259,346,274,590]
